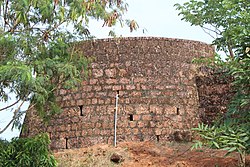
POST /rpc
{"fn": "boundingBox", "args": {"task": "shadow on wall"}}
[196,66,233,125]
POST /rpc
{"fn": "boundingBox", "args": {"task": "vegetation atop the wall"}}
[0,0,135,134]
[176,0,250,166]
[0,133,56,167]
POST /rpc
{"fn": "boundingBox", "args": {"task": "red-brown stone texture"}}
[20,37,224,151]
[196,66,234,125]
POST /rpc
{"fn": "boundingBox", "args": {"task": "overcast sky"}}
[0,0,214,140]
[88,0,213,43]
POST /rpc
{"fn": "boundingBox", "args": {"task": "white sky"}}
[0,0,214,140]
[88,0,214,43]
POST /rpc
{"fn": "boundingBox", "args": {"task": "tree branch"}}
[201,27,216,39]
[0,115,15,134]
[0,102,35,134]
[227,43,235,59]
[201,26,221,36]
[0,98,21,112]
[0,100,24,134]
[47,20,66,34]
[3,0,9,31]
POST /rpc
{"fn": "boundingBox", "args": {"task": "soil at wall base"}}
[54,141,250,167]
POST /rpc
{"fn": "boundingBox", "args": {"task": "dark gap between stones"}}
[129,114,134,121]
[79,105,83,116]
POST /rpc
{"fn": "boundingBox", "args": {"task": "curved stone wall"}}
[21,37,214,150]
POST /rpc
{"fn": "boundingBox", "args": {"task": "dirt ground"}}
[54,141,250,167]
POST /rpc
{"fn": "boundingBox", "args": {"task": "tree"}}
[175,0,250,59]
[0,0,136,134]
[175,1,250,166]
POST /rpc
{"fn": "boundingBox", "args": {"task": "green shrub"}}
[0,133,57,167]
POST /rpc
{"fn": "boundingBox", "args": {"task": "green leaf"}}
[212,141,220,149]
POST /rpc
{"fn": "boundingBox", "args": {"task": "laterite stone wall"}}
[21,37,216,150]
[196,67,234,124]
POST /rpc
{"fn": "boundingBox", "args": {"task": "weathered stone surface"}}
[20,37,231,151]
[196,66,234,124]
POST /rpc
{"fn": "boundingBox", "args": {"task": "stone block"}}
[105,69,116,78]
[92,69,103,78]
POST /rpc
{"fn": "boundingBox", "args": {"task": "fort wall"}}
[21,37,226,150]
